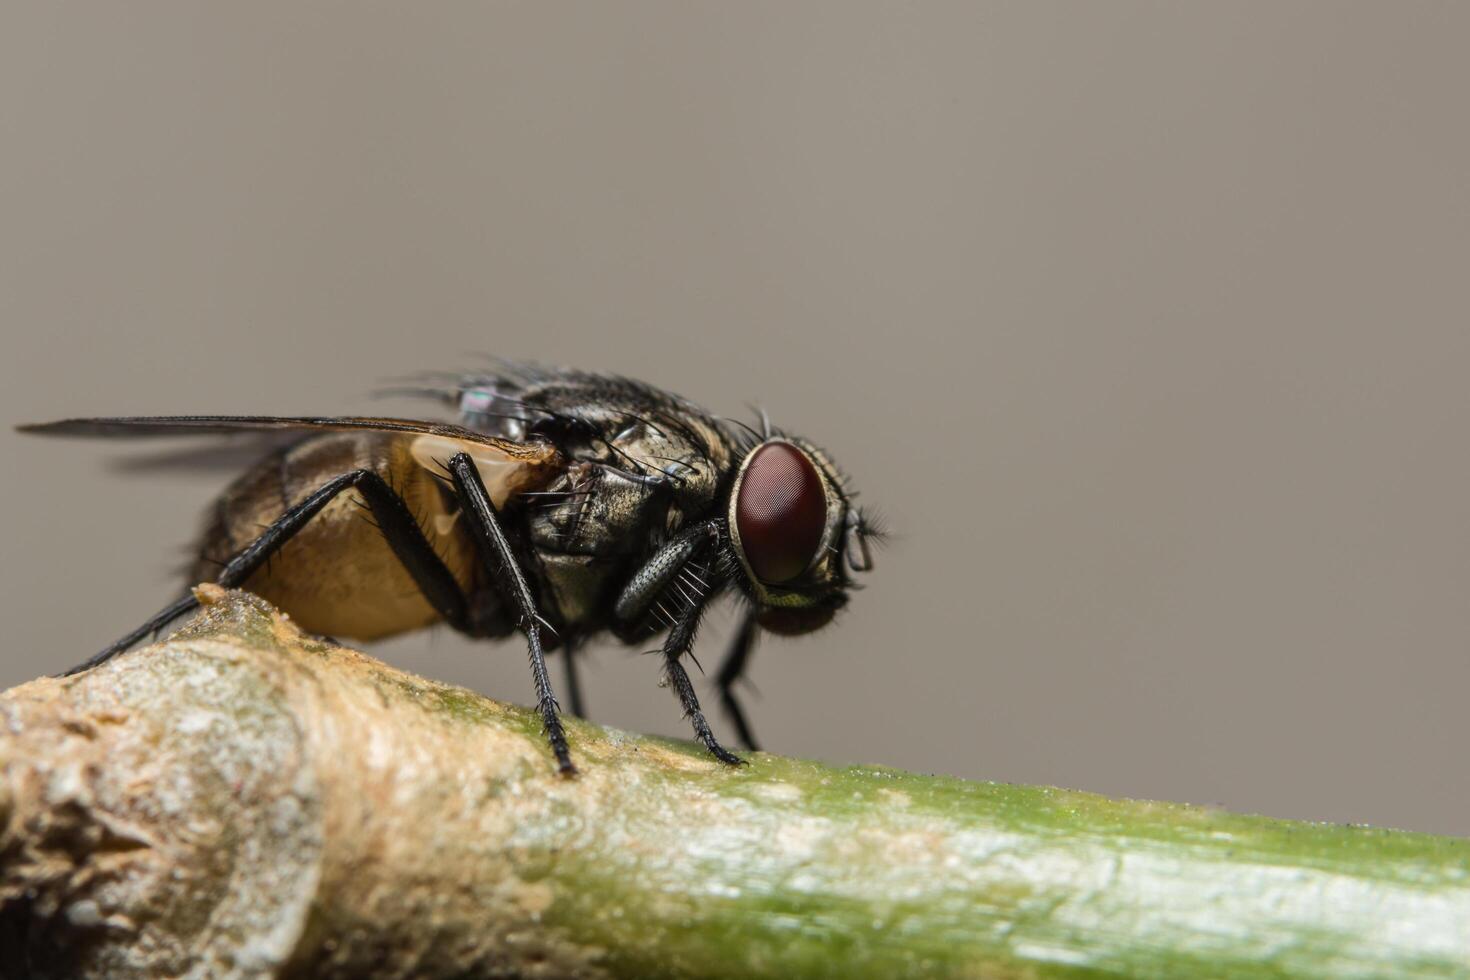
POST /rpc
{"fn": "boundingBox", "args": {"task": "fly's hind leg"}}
[59,593,206,677]
[446,452,576,775]
[60,469,472,677]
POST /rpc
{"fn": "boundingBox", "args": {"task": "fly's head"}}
[725,437,881,635]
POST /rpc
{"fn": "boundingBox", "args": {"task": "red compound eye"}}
[735,442,827,584]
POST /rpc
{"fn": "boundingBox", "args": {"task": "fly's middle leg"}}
[446,452,576,776]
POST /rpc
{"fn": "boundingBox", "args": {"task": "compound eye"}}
[735,443,827,584]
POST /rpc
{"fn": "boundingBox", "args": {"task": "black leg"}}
[560,641,586,718]
[446,453,575,775]
[716,609,761,751]
[661,597,744,766]
[60,594,204,677]
[612,518,720,625]
[60,468,471,677]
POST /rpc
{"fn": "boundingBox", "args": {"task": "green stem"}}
[2,588,1467,979]
[526,730,1470,979]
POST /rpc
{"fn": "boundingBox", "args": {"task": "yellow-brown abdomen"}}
[192,432,478,640]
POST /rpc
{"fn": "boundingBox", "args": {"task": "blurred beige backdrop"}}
[3,3,1468,835]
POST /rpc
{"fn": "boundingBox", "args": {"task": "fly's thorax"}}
[610,417,728,526]
[526,461,656,558]
[525,405,734,557]
[521,407,738,630]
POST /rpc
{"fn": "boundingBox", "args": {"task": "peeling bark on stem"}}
[2,587,1468,979]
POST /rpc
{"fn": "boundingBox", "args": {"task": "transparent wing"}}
[17,415,563,494]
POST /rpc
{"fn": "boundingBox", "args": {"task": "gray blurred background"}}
[3,3,1468,835]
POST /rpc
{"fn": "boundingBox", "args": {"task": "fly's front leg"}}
[661,596,744,766]
[612,519,740,764]
[60,468,471,677]
[613,519,720,626]
[716,609,761,751]
[446,452,575,775]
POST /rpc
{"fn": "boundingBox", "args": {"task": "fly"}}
[18,363,883,774]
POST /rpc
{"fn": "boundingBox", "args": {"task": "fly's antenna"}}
[843,507,889,574]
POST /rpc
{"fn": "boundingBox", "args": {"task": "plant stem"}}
[2,587,1467,979]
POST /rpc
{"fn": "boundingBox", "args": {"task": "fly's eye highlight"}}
[735,442,827,584]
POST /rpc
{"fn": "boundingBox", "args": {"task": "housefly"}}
[19,364,882,774]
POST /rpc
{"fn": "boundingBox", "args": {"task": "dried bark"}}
[2,587,1468,979]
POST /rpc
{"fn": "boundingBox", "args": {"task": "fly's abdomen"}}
[191,432,480,640]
